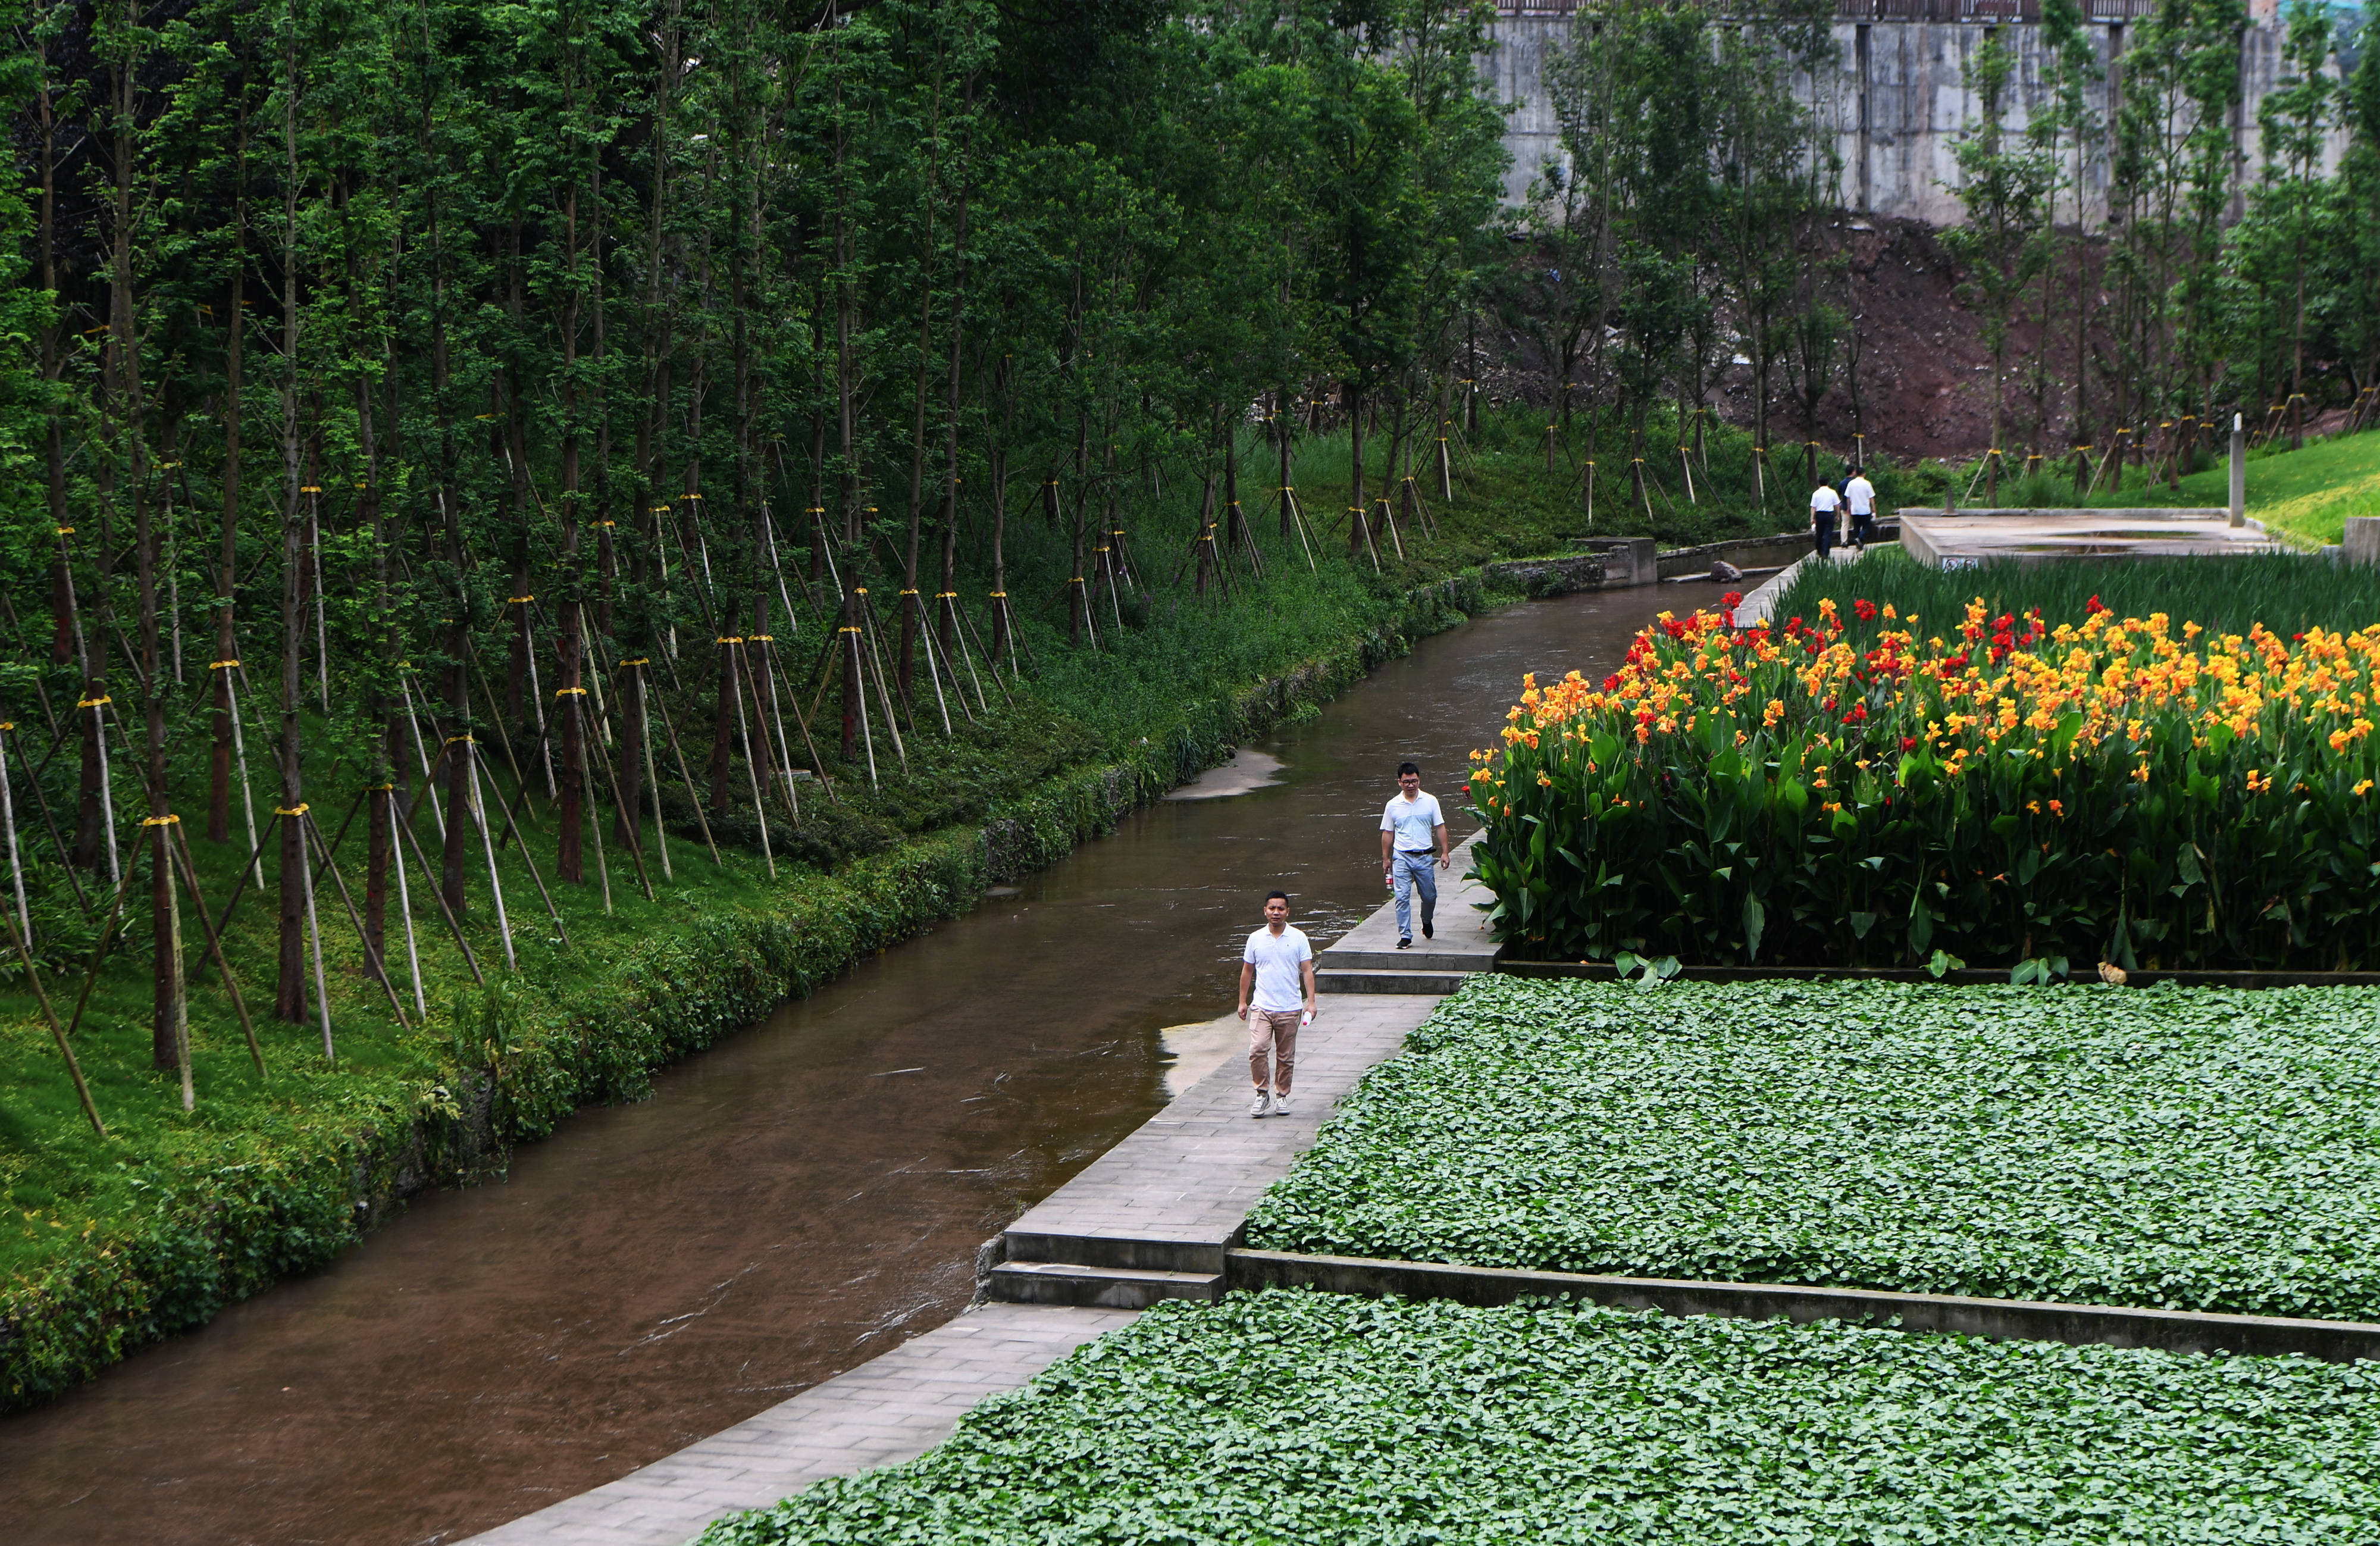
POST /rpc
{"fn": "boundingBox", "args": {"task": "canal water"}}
[0,587,1665,1545]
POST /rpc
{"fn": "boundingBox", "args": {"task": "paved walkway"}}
[465,900,1448,1545]
[1736,545,1867,627]
[1314,834,1497,978]
[995,992,1436,1292]
[462,1303,1138,1546]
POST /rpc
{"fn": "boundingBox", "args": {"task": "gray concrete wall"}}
[1488,15,2351,227]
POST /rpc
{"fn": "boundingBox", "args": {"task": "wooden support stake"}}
[303,811,412,1029]
[167,820,267,1078]
[1,899,102,1136]
[649,686,722,865]
[393,805,484,985]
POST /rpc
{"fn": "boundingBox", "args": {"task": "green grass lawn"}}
[702,1290,2380,1545]
[1961,428,2380,548]
[1247,977,2380,1321]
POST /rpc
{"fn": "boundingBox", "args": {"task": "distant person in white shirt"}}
[1379,761,1449,949]
[1238,890,1315,1118]
[1809,479,1842,559]
[1844,469,1878,549]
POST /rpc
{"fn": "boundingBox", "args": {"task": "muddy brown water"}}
[0,589,1665,1545]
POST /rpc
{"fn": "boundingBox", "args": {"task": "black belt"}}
[1397,849,1433,856]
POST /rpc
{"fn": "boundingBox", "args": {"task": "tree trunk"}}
[276,30,308,1024]
[1348,381,1368,558]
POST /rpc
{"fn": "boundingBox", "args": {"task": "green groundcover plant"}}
[702,1290,2380,1545]
[1247,978,2380,1321]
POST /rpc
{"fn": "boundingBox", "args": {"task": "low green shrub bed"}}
[702,1290,2380,1545]
[1246,977,2380,1321]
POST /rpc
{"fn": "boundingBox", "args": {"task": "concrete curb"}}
[1496,959,2380,990]
[1225,1249,2380,1364]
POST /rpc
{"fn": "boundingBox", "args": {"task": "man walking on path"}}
[1239,890,1315,1118]
[1845,467,1879,550]
[1810,477,1843,560]
[1380,761,1449,950]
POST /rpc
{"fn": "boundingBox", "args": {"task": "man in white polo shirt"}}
[1809,477,1842,559]
[1238,890,1315,1118]
[1845,467,1878,550]
[1379,761,1449,949]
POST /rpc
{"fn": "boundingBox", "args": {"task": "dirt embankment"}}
[1712,215,2124,464]
[1485,214,2121,465]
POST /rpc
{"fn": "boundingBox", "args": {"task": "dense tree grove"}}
[0,0,1517,1075]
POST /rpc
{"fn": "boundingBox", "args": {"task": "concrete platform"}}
[461,1303,1136,1546]
[1899,506,2281,567]
[988,991,1437,1298]
[1315,834,1498,990]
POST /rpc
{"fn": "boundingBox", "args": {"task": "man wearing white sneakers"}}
[1238,890,1315,1118]
[1379,761,1449,949]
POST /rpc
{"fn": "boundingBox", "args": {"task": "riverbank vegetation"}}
[1469,562,2380,970]
[4,0,1921,1404]
[1248,977,2380,1319]
[702,1289,2380,1544]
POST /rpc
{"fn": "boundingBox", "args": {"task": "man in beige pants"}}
[1238,890,1316,1118]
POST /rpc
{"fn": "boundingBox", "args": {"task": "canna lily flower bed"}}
[1470,592,2380,969]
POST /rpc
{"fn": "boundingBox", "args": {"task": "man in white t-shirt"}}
[1239,890,1316,1118]
[1379,761,1449,949]
[1844,468,1878,549]
[1809,479,1842,559]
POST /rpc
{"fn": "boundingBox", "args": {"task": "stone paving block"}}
[460,1304,1136,1546]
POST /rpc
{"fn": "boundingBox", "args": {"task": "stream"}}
[0,587,1664,1545]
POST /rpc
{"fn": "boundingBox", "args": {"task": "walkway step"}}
[1326,947,1489,972]
[1317,969,1468,996]
[999,1231,1225,1275]
[988,1260,1223,1309]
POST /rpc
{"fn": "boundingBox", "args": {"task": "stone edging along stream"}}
[0,572,1495,1411]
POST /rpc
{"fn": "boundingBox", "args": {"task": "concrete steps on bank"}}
[987,1238,1225,1309]
[1315,834,1498,995]
[981,997,1441,1312]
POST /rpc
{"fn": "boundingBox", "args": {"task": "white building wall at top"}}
[1485,14,2350,229]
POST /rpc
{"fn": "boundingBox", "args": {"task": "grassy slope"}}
[1926,427,2380,547]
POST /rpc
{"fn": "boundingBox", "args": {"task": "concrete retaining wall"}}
[1489,15,2350,226]
[1482,553,1606,596]
[1229,1248,2380,1363]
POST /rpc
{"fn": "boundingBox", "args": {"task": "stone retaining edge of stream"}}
[0,571,1499,1412]
[1226,1250,2380,1364]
